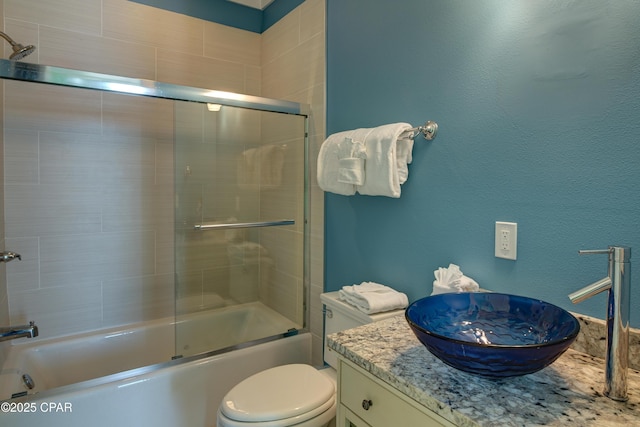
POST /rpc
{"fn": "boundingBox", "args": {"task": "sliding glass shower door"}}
[174,101,307,358]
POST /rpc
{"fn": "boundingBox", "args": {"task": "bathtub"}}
[0,302,309,427]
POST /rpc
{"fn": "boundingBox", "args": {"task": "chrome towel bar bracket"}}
[403,120,438,141]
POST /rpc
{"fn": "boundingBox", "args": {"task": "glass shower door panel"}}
[174,102,306,358]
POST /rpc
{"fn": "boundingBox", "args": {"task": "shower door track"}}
[0,59,309,116]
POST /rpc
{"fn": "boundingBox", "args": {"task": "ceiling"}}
[226,0,275,10]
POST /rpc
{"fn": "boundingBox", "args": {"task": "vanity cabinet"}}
[336,359,456,427]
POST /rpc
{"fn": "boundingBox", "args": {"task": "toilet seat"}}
[219,364,336,426]
[217,397,335,427]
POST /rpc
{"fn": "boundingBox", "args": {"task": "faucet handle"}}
[579,249,612,255]
[579,246,631,262]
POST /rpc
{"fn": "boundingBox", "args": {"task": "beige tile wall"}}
[0,0,7,368]
[2,0,325,363]
[261,0,326,365]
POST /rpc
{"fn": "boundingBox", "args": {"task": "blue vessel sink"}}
[405,292,580,378]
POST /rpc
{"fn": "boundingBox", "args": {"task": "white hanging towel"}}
[317,128,372,195]
[337,137,367,186]
[317,123,415,198]
[237,144,285,190]
[339,282,409,314]
[259,145,285,189]
[357,123,414,198]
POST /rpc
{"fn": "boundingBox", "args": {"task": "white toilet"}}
[216,291,404,427]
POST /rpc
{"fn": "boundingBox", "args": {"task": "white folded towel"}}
[237,144,285,189]
[317,132,359,195]
[317,123,415,198]
[259,145,285,189]
[395,137,414,185]
[431,263,480,295]
[338,157,366,185]
[339,282,409,314]
[357,123,414,198]
[337,137,367,185]
[237,147,259,190]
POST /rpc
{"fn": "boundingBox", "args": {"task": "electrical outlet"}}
[495,221,517,260]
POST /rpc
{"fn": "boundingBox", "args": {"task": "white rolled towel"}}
[356,123,414,198]
[339,282,409,314]
[431,264,480,296]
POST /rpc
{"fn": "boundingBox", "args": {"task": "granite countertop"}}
[327,315,640,427]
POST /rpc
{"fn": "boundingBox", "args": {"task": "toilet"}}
[216,291,404,427]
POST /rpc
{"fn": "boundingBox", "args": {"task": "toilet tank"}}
[320,291,404,368]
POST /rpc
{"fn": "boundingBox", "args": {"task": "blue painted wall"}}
[130,0,303,33]
[325,1,640,327]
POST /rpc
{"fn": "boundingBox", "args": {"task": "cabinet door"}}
[339,361,455,427]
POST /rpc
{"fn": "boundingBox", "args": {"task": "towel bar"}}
[403,120,438,141]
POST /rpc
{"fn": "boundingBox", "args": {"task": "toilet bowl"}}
[216,292,403,427]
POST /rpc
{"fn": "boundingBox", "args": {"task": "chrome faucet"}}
[0,251,21,263]
[568,246,630,401]
[0,321,39,342]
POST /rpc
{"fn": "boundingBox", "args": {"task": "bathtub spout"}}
[0,321,38,342]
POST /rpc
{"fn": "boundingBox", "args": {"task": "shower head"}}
[9,43,36,61]
[0,31,36,61]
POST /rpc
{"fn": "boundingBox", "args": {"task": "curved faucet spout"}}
[568,277,611,304]
[0,321,38,342]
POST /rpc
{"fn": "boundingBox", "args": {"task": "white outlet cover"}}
[495,221,517,260]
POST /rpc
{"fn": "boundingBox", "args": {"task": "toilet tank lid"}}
[320,291,404,324]
[220,364,335,423]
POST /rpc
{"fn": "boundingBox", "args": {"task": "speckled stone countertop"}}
[327,315,640,427]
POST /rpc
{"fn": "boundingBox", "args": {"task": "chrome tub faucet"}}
[0,321,39,342]
[569,246,630,401]
[0,251,34,342]
[0,251,21,263]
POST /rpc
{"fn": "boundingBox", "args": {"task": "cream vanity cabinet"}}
[336,359,456,427]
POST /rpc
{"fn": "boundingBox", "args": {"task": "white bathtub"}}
[175,301,300,356]
[0,302,309,427]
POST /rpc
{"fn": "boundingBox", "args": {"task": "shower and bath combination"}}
[0,60,309,420]
[0,31,35,60]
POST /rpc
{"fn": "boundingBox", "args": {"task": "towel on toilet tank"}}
[339,282,409,314]
[431,263,480,295]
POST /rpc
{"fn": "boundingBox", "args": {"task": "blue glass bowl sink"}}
[405,292,580,378]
